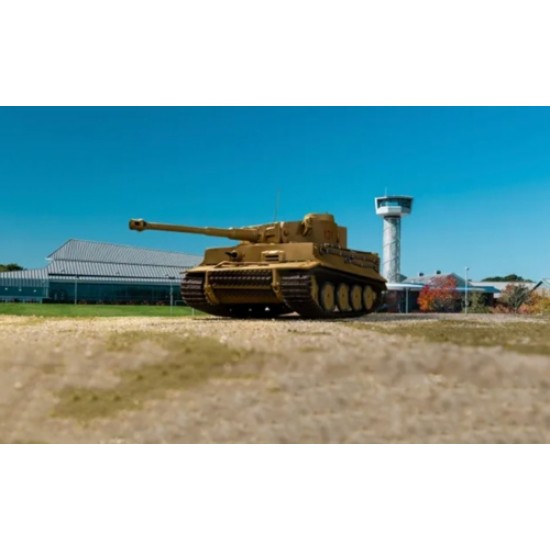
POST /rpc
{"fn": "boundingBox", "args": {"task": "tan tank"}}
[129,213,386,318]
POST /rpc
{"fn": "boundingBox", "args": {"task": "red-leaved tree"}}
[418,276,460,312]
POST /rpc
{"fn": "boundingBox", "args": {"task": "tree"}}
[528,293,550,315]
[464,290,489,313]
[0,263,24,272]
[482,274,533,283]
[499,283,531,313]
[418,275,460,312]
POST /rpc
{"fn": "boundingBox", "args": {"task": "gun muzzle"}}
[129,219,147,231]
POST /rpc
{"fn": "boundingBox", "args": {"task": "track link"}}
[209,270,272,287]
[181,273,234,316]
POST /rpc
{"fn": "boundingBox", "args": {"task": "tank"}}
[129,213,386,318]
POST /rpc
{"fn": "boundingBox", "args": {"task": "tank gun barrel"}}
[129,219,262,243]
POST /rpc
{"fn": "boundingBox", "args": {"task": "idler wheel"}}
[363,285,376,312]
[319,281,336,313]
[350,284,363,312]
[336,282,351,312]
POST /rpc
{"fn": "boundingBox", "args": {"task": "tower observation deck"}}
[374,196,413,283]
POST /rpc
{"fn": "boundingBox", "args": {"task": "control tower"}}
[374,195,413,283]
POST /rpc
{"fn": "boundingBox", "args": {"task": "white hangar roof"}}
[48,239,200,268]
[0,240,202,285]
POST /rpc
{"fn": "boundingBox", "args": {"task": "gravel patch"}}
[1,313,549,443]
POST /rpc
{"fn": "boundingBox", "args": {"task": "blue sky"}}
[1,107,549,281]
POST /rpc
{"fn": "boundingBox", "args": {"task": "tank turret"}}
[129,212,385,319]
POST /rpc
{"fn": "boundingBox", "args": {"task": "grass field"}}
[0,303,203,317]
[350,318,550,356]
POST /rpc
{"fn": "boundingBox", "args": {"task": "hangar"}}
[0,239,201,305]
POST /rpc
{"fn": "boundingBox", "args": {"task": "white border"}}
[2,445,550,549]
[2,2,549,549]
[1,1,549,105]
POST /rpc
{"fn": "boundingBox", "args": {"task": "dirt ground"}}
[1,313,549,443]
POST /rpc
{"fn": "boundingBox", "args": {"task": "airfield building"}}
[0,240,201,304]
[386,273,500,313]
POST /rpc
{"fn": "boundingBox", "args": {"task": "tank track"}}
[181,273,289,318]
[280,270,382,319]
[180,273,234,316]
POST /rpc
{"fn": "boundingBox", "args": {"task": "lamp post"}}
[165,275,175,311]
[464,267,470,314]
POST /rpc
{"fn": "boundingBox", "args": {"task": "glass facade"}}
[47,281,182,304]
[0,280,182,304]
[377,198,412,209]
[0,284,48,302]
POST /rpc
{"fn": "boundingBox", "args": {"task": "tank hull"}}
[181,248,386,319]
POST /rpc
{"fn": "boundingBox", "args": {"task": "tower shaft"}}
[383,216,401,283]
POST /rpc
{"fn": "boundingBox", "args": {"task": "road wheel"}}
[363,285,376,312]
[310,275,319,304]
[350,284,363,312]
[319,281,335,313]
[336,282,351,312]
